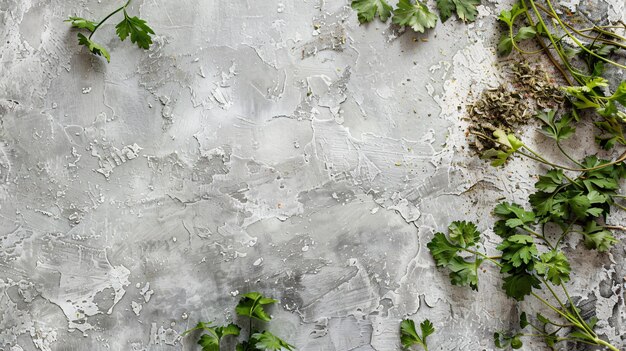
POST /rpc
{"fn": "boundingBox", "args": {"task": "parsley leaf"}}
[494,331,523,349]
[535,169,564,193]
[198,324,241,351]
[427,222,484,290]
[498,235,538,269]
[447,220,480,248]
[252,331,295,351]
[235,292,278,322]
[392,0,438,33]
[351,0,393,23]
[535,251,571,285]
[481,129,523,166]
[77,33,110,62]
[494,203,536,230]
[447,256,482,289]
[436,0,480,22]
[497,3,524,26]
[115,11,155,49]
[400,319,434,350]
[428,232,461,266]
[502,268,541,301]
[609,81,626,106]
[66,16,98,32]
[582,221,617,252]
[536,110,576,142]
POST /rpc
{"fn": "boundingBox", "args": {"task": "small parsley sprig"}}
[400,319,435,350]
[184,292,294,351]
[65,0,154,62]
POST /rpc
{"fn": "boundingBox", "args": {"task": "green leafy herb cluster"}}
[400,319,435,350]
[184,292,294,351]
[351,0,480,33]
[65,0,154,62]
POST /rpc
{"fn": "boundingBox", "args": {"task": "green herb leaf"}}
[400,319,434,349]
[392,0,438,33]
[519,312,529,329]
[351,0,393,23]
[534,169,564,193]
[497,35,513,56]
[494,332,523,349]
[427,223,484,290]
[535,251,570,285]
[493,203,535,236]
[514,26,536,41]
[502,269,541,301]
[66,16,98,32]
[115,12,155,49]
[609,81,626,106]
[235,292,278,322]
[437,0,480,22]
[582,221,617,252]
[447,220,480,248]
[498,235,538,268]
[447,256,482,290]
[497,3,524,26]
[536,110,576,142]
[252,331,295,351]
[77,33,110,62]
[428,232,461,266]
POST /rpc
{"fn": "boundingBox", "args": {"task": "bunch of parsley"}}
[183,292,294,351]
[428,149,625,350]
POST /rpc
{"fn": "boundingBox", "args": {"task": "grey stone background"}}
[0,0,625,350]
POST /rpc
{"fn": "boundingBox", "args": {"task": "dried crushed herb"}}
[467,61,564,152]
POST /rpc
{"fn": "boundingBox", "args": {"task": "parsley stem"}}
[544,0,626,70]
[520,0,574,85]
[530,292,580,327]
[531,3,626,50]
[462,248,502,267]
[595,338,620,351]
[521,225,553,249]
[89,0,132,39]
[555,219,576,248]
[556,142,584,168]
[560,284,596,337]
[603,225,626,231]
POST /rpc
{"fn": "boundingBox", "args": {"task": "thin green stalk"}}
[463,248,503,267]
[522,225,554,249]
[595,338,620,351]
[530,292,582,328]
[555,219,576,248]
[544,0,626,69]
[89,0,132,39]
[560,284,596,337]
[556,142,584,168]
[532,3,626,49]
[525,0,586,84]
[519,0,574,85]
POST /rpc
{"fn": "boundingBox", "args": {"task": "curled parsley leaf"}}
[392,0,438,33]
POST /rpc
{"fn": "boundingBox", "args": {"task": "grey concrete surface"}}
[0,0,625,350]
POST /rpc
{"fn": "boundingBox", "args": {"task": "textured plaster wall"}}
[0,0,625,350]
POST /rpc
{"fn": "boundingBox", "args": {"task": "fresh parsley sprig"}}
[400,319,435,350]
[65,0,154,62]
[184,292,294,351]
